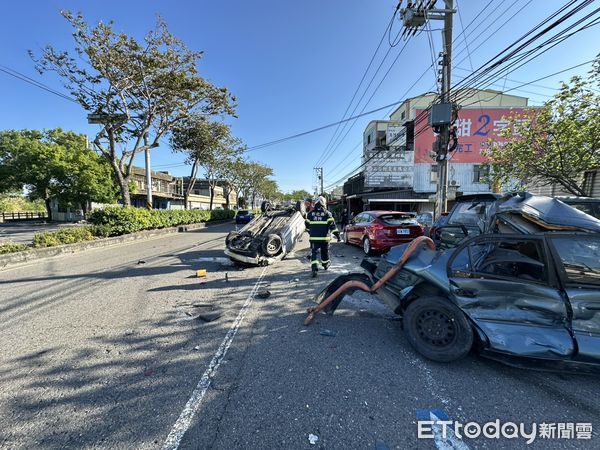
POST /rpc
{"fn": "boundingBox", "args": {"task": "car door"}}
[447,235,575,359]
[357,213,373,242]
[348,213,366,244]
[547,235,600,363]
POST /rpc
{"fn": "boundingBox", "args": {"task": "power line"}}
[452,6,600,105]
[314,7,399,168]
[316,28,408,167]
[450,0,592,100]
[0,64,79,104]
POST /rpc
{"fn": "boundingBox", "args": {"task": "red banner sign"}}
[414,107,531,164]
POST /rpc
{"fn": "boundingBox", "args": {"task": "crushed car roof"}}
[488,192,600,233]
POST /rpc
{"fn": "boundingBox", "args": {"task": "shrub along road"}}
[0,222,598,449]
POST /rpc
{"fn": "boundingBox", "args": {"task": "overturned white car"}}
[224,202,306,266]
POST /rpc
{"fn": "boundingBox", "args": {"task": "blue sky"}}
[1,1,599,193]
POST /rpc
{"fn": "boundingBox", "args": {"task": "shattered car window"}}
[450,239,546,282]
[448,201,489,227]
[551,237,600,286]
[379,214,418,225]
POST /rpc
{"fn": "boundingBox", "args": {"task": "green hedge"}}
[33,227,95,248]
[88,207,235,237]
[0,242,29,254]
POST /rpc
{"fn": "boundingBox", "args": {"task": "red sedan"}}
[344,211,424,255]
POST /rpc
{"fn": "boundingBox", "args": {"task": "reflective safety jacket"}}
[305,205,339,241]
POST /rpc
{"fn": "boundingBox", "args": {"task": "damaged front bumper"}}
[224,248,286,266]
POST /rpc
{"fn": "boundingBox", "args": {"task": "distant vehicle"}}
[235,210,254,225]
[225,201,306,266]
[556,196,600,220]
[344,211,424,255]
[416,212,433,228]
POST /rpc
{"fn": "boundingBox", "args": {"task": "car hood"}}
[382,242,451,289]
[487,192,600,233]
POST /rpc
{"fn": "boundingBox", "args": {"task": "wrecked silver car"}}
[225,202,306,266]
[306,193,600,372]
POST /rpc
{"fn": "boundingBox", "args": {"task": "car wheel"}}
[403,296,474,362]
[294,200,306,217]
[363,237,371,255]
[226,231,240,246]
[262,234,283,256]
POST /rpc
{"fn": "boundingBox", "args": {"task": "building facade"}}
[344,89,531,215]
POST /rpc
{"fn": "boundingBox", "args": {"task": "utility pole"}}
[144,132,153,209]
[400,0,456,219]
[314,167,323,196]
[437,0,454,218]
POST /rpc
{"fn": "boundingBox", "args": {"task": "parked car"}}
[343,211,424,255]
[311,193,600,372]
[225,201,306,266]
[416,212,433,228]
[235,210,255,225]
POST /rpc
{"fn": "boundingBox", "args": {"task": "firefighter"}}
[305,196,340,277]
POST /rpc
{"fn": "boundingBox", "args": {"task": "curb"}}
[0,219,232,269]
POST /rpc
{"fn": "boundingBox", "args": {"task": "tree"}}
[245,162,274,208]
[171,116,243,209]
[31,12,235,206]
[283,189,311,201]
[485,57,600,196]
[0,129,119,220]
[218,156,249,209]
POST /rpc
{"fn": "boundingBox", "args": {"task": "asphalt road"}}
[0,221,81,245]
[0,222,598,449]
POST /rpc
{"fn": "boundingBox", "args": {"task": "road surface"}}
[0,222,598,449]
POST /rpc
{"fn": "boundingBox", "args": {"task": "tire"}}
[363,237,372,255]
[402,296,474,362]
[262,234,283,256]
[261,201,272,213]
[226,231,240,247]
[295,200,307,217]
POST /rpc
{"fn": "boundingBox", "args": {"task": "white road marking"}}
[430,411,470,450]
[162,266,268,450]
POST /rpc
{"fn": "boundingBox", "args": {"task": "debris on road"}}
[196,311,222,323]
[291,278,300,283]
[256,289,271,299]
[196,269,207,277]
[137,260,146,264]
[319,329,337,337]
[375,439,390,450]
[124,329,135,336]
[193,345,200,351]
[225,272,229,282]
[308,434,319,445]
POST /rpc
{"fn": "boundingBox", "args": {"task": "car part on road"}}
[256,289,271,299]
[304,236,435,325]
[319,328,337,337]
[196,311,222,322]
